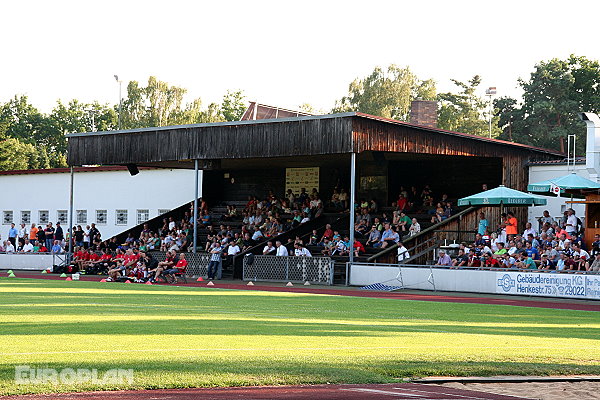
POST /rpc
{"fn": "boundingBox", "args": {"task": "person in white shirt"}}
[21,239,34,253]
[522,222,537,239]
[566,209,578,235]
[4,240,15,253]
[227,243,240,256]
[18,224,28,246]
[275,241,289,256]
[294,243,312,257]
[397,241,410,262]
[263,241,276,255]
[252,227,264,242]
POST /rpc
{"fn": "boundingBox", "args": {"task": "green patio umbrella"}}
[458,185,547,213]
[527,172,600,195]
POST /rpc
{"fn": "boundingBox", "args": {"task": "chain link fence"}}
[243,255,334,285]
[150,251,209,277]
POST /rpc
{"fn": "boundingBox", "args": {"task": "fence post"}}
[285,257,289,281]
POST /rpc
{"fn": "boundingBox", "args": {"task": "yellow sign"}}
[285,167,319,195]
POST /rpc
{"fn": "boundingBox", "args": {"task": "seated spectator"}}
[365,225,381,247]
[408,218,421,236]
[397,211,411,233]
[20,239,34,253]
[263,241,276,255]
[376,223,399,249]
[164,253,188,283]
[435,249,452,266]
[319,224,334,245]
[308,230,319,246]
[51,240,62,254]
[294,243,312,257]
[353,239,365,258]
[452,249,469,268]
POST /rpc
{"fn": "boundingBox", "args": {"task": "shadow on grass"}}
[0,357,599,396]
[2,316,599,340]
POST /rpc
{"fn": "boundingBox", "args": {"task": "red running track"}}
[0,383,533,400]
[9,272,600,312]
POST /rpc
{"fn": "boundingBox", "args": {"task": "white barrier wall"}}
[349,264,600,301]
[0,254,55,270]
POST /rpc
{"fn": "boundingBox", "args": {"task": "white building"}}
[527,112,600,225]
[527,160,586,223]
[0,166,201,240]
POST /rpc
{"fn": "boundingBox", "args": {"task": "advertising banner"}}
[496,271,600,300]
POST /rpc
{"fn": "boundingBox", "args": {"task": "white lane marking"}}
[397,386,534,400]
[341,388,425,397]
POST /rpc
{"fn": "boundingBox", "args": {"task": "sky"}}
[2,0,600,114]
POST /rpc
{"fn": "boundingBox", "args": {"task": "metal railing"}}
[367,206,479,263]
[243,255,334,285]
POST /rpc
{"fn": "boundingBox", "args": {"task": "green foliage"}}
[333,65,436,120]
[437,75,501,137]
[496,55,600,152]
[120,77,229,128]
[221,90,246,121]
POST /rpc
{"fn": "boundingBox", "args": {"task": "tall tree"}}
[333,65,436,120]
[437,75,501,137]
[496,55,600,152]
[0,95,66,168]
[221,90,246,121]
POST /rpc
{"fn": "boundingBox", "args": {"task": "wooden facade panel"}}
[67,117,354,166]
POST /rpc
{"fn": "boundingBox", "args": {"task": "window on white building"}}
[3,211,13,225]
[21,211,31,225]
[57,210,68,225]
[96,210,107,225]
[158,209,171,216]
[76,210,87,224]
[39,210,49,224]
[116,210,128,225]
[137,209,149,225]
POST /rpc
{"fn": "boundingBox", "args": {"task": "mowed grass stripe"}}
[0,278,598,396]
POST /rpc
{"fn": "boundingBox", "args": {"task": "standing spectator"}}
[275,241,289,256]
[478,212,488,236]
[44,223,55,250]
[8,223,18,248]
[36,226,45,249]
[207,243,222,280]
[397,241,410,263]
[565,209,578,237]
[18,224,28,248]
[88,223,100,244]
[74,226,84,247]
[54,222,64,243]
[29,223,38,242]
[505,211,518,238]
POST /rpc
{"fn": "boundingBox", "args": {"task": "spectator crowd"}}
[433,209,600,273]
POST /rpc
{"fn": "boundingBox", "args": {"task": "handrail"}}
[367,206,479,262]
[232,214,326,263]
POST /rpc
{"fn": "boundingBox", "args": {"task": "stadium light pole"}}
[114,75,122,130]
[68,166,74,258]
[485,87,497,138]
[349,153,356,265]
[193,160,199,253]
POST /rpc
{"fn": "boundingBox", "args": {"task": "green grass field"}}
[1,278,599,396]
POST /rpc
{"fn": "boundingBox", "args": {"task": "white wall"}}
[528,164,587,225]
[0,168,202,240]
